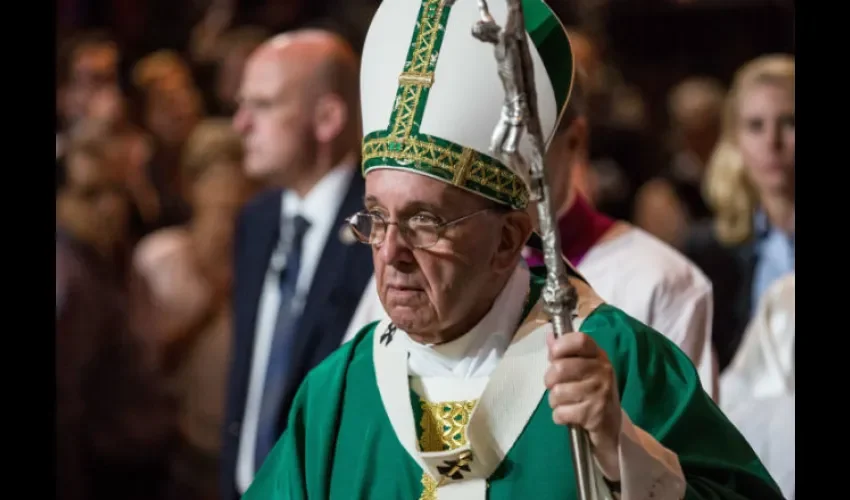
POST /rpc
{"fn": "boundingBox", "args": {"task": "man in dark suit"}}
[221,29,374,500]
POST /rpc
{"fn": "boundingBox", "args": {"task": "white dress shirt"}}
[236,165,354,493]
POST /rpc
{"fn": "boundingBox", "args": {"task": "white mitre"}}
[359,0,575,209]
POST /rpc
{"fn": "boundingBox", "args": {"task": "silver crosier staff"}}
[442,0,596,498]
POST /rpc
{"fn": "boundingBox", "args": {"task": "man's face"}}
[364,169,507,338]
[58,150,130,253]
[232,52,314,185]
[63,44,118,125]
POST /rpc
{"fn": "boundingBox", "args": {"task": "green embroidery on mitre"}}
[359,0,574,209]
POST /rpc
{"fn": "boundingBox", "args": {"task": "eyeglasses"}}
[345,208,496,249]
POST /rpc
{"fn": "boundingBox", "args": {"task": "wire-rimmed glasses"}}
[345,208,495,249]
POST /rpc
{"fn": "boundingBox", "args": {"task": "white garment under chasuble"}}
[374,266,620,500]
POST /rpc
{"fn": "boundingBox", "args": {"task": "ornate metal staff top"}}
[453,0,597,498]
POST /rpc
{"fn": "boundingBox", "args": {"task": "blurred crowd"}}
[55,1,794,500]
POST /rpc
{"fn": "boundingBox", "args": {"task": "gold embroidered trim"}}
[363,135,528,203]
[419,399,478,452]
[389,0,444,140]
[419,472,438,500]
[452,148,476,187]
[399,72,435,88]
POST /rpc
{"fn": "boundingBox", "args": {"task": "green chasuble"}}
[244,272,782,499]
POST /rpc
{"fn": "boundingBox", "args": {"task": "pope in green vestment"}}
[246,268,782,500]
[243,0,784,498]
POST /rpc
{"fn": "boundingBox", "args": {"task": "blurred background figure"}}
[685,54,795,374]
[56,135,177,500]
[131,50,206,231]
[56,31,122,193]
[719,272,795,499]
[56,32,119,137]
[133,119,253,500]
[634,76,726,248]
[564,27,659,220]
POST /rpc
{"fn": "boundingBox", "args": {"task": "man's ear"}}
[313,93,348,144]
[492,210,533,273]
[565,116,589,159]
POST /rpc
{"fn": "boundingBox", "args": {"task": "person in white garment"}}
[720,272,794,499]
[347,74,719,402]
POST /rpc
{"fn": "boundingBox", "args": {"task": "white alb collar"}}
[399,264,530,379]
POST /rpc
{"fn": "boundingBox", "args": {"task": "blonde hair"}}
[703,54,795,246]
[181,119,244,185]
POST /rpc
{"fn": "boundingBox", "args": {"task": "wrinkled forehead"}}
[364,167,491,213]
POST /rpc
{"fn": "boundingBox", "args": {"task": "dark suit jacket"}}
[683,222,757,373]
[220,172,374,500]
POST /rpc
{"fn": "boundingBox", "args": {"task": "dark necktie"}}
[254,214,311,470]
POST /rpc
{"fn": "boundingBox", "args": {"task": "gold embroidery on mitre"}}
[419,399,478,452]
[389,0,445,141]
[398,72,435,88]
[451,148,476,187]
[362,135,529,206]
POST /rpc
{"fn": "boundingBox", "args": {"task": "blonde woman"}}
[684,54,795,374]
